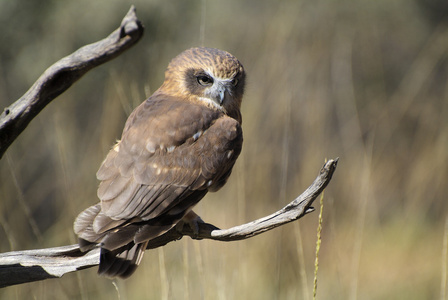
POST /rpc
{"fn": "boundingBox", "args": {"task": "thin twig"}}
[313,192,325,299]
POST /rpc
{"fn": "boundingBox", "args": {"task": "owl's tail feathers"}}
[98,241,148,279]
[74,203,148,278]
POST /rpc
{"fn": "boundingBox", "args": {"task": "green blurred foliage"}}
[1,0,448,299]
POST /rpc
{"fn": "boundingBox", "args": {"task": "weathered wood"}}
[0,6,144,159]
[0,159,338,288]
[0,245,100,288]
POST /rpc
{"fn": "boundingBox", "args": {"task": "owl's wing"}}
[93,96,242,238]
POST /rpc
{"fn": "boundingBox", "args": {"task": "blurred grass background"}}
[1,0,448,299]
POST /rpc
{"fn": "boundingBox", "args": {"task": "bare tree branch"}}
[0,245,100,288]
[0,158,338,288]
[0,6,144,159]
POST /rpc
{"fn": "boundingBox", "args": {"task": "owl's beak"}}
[211,81,226,105]
[202,79,231,108]
[218,87,225,104]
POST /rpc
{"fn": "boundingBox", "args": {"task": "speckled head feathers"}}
[157,47,245,122]
[165,47,244,80]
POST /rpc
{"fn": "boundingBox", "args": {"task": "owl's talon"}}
[179,210,205,237]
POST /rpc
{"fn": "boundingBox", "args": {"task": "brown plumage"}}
[74,47,245,278]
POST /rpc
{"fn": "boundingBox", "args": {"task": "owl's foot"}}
[177,210,205,237]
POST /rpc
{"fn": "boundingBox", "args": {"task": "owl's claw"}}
[178,210,205,237]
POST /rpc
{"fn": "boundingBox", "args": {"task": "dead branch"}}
[0,6,144,159]
[0,158,337,288]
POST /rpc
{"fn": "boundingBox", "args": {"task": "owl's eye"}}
[197,75,214,86]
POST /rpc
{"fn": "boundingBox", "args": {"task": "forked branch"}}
[0,158,337,288]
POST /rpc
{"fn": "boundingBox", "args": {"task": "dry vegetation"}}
[1,0,448,299]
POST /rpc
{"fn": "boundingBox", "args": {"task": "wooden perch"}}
[0,158,338,288]
[0,6,144,160]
